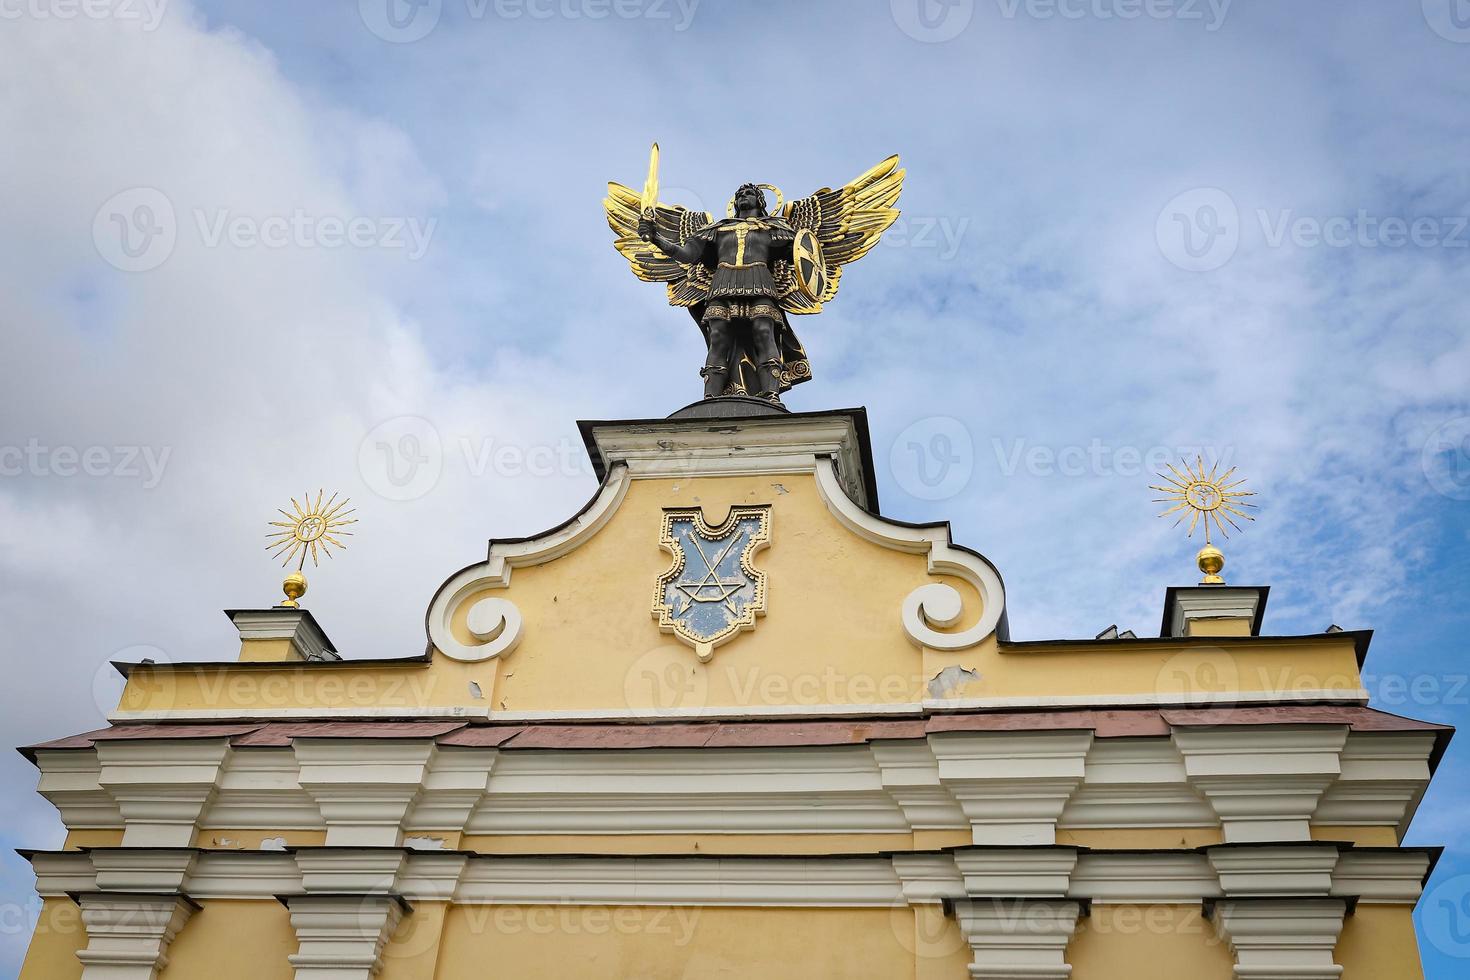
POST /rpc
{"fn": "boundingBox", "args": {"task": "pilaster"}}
[1212,898,1347,979]
[1172,727,1347,842]
[95,739,232,847]
[929,732,1093,845]
[285,894,408,980]
[74,892,197,980]
[294,739,438,846]
[1207,844,1340,896]
[952,898,1082,980]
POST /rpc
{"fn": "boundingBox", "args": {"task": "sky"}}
[1,0,1468,974]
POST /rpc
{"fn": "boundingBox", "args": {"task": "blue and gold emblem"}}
[652,506,771,662]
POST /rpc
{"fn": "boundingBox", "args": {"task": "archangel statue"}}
[605,146,905,404]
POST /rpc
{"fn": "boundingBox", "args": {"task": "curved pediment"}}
[424,409,1006,716]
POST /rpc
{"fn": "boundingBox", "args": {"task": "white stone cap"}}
[1161,585,1268,637]
[227,608,340,662]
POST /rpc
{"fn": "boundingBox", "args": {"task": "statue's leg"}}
[750,316,783,402]
[701,317,733,398]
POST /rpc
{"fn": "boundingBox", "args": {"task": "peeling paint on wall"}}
[927,664,981,699]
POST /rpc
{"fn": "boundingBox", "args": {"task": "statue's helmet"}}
[733,183,769,217]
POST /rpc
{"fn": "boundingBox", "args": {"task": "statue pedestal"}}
[666,395,789,420]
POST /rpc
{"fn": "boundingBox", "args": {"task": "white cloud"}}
[1,3,1468,973]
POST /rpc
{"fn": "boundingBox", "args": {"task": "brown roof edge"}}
[17,704,1451,765]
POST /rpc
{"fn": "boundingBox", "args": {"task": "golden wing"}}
[604,182,714,308]
[779,155,905,313]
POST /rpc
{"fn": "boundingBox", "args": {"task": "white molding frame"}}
[953,849,1079,898]
[583,414,872,507]
[813,458,1005,651]
[1070,852,1220,905]
[1206,844,1342,897]
[25,844,1436,910]
[105,686,1371,724]
[1330,850,1431,904]
[425,465,631,662]
[34,729,1438,844]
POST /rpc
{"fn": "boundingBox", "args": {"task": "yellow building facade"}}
[18,405,1448,978]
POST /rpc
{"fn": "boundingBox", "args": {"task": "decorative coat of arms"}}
[652,506,771,662]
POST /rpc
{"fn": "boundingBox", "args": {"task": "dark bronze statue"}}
[606,147,905,404]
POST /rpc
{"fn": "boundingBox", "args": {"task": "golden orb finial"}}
[1196,543,1225,584]
[265,490,357,607]
[1151,457,1255,585]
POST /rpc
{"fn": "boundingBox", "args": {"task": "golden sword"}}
[640,141,659,221]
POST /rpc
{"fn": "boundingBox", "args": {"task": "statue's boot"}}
[699,365,729,400]
[755,358,784,404]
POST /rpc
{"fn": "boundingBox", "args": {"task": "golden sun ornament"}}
[1151,457,1256,584]
[264,490,357,607]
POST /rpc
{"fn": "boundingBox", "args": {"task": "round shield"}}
[792,228,827,303]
